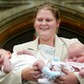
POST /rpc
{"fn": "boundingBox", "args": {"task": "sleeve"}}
[0,70,22,84]
[74,72,84,84]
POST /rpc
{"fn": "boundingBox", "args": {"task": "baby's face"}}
[68,49,84,63]
[0,49,11,64]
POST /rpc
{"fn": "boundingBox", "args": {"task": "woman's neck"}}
[39,38,55,47]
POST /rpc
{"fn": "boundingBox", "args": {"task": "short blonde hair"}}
[34,2,60,20]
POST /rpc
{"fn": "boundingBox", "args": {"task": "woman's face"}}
[34,9,60,41]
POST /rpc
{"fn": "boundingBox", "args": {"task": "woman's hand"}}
[22,66,41,81]
[54,69,80,84]
[33,59,45,71]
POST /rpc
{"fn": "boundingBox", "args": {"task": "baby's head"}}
[0,49,11,64]
[67,42,84,63]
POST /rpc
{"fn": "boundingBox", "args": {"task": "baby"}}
[0,49,38,73]
[67,42,84,77]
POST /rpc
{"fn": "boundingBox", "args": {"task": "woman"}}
[0,3,83,84]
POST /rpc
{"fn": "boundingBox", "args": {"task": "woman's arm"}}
[0,66,41,84]
[0,70,21,84]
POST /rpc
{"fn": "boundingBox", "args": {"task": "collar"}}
[55,35,65,58]
[28,35,65,57]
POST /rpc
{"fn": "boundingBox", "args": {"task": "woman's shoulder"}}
[59,37,80,47]
[13,37,38,52]
[60,37,79,42]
